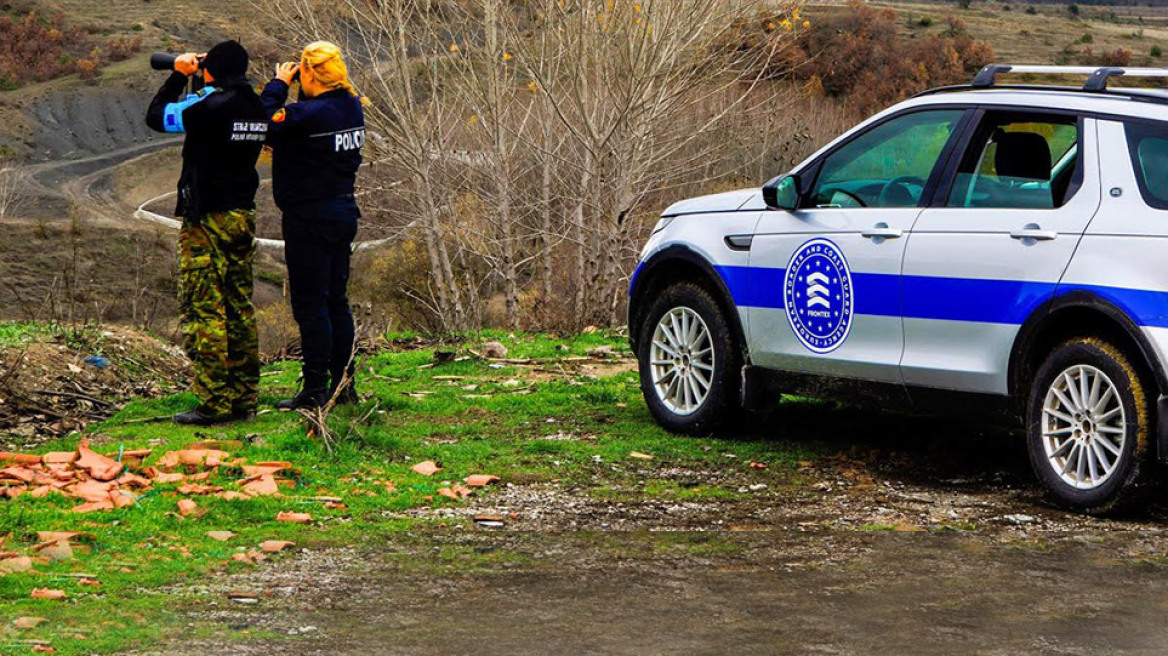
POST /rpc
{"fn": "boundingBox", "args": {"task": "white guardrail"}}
[134,191,398,252]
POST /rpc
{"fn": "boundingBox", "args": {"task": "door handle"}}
[1009,227,1057,241]
[861,223,903,239]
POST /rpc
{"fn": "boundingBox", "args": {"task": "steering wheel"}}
[877,175,927,208]
[819,187,867,208]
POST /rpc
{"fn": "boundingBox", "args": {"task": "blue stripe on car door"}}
[714,265,1168,328]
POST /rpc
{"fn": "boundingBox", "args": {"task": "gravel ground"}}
[146,406,1168,656]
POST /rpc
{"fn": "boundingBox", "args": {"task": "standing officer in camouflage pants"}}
[146,41,269,425]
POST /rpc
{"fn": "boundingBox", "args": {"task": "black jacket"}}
[260,80,365,211]
[146,72,268,220]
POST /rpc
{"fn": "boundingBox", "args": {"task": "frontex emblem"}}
[783,238,854,354]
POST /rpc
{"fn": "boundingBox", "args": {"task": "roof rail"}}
[972,64,1168,91]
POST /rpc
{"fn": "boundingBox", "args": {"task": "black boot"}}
[174,406,233,426]
[330,382,359,406]
[276,387,328,411]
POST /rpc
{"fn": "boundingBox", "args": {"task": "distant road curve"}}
[135,191,401,252]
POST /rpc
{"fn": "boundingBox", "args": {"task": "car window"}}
[808,110,965,210]
[1125,121,1168,211]
[947,114,1080,210]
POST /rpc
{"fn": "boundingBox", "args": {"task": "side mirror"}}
[762,174,801,211]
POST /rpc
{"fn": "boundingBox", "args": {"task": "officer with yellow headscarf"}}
[261,42,366,410]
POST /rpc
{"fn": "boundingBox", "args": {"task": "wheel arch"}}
[628,245,749,363]
[1010,291,1168,405]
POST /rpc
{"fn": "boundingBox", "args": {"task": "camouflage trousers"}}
[177,209,260,416]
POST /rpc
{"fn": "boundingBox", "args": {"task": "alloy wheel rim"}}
[649,307,715,416]
[1041,364,1126,490]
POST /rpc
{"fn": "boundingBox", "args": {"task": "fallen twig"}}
[31,388,112,407]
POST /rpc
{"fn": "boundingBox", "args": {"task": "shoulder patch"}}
[272,109,286,123]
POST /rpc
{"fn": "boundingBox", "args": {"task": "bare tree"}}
[252,0,474,330]
[0,164,25,221]
[516,0,794,326]
[248,0,802,330]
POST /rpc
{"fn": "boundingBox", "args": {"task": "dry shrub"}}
[1096,47,1133,67]
[107,35,142,62]
[784,2,994,114]
[348,240,440,332]
[76,58,100,80]
[0,10,91,88]
[256,301,300,361]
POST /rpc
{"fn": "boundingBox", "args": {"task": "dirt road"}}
[152,403,1168,656]
[158,529,1168,656]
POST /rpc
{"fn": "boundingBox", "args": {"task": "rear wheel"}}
[638,282,739,434]
[1026,338,1154,514]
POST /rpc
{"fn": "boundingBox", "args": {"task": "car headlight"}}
[640,217,674,261]
[651,216,675,235]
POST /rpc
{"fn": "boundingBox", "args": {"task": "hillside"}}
[810,1,1168,65]
[1,0,1167,335]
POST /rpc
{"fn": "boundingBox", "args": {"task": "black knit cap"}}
[203,40,248,79]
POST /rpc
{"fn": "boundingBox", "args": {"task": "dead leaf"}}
[749,461,768,470]
[411,460,442,476]
[217,491,250,501]
[323,501,346,509]
[464,474,500,487]
[260,540,295,553]
[177,499,201,517]
[78,578,101,588]
[30,588,66,600]
[14,616,47,629]
[206,531,236,542]
[629,452,654,460]
[32,645,56,653]
[276,511,312,524]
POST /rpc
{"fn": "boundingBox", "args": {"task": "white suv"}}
[629,65,1168,513]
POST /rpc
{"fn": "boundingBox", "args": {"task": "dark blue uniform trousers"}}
[282,196,358,392]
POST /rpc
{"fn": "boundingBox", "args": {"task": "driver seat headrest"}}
[994,131,1051,182]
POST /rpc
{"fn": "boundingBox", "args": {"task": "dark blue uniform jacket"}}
[145,72,267,220]
[260,80,365,212]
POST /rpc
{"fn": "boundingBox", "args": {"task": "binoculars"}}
[150,52,204,71]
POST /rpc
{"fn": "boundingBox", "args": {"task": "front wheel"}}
[1026,338,1154,514]
[637,282,739,435]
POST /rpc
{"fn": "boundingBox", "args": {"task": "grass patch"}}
[0,321,53,348]
[0,329,830,654]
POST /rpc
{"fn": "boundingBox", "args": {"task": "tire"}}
[637,282,740,435]
[1026,337,1154,514]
